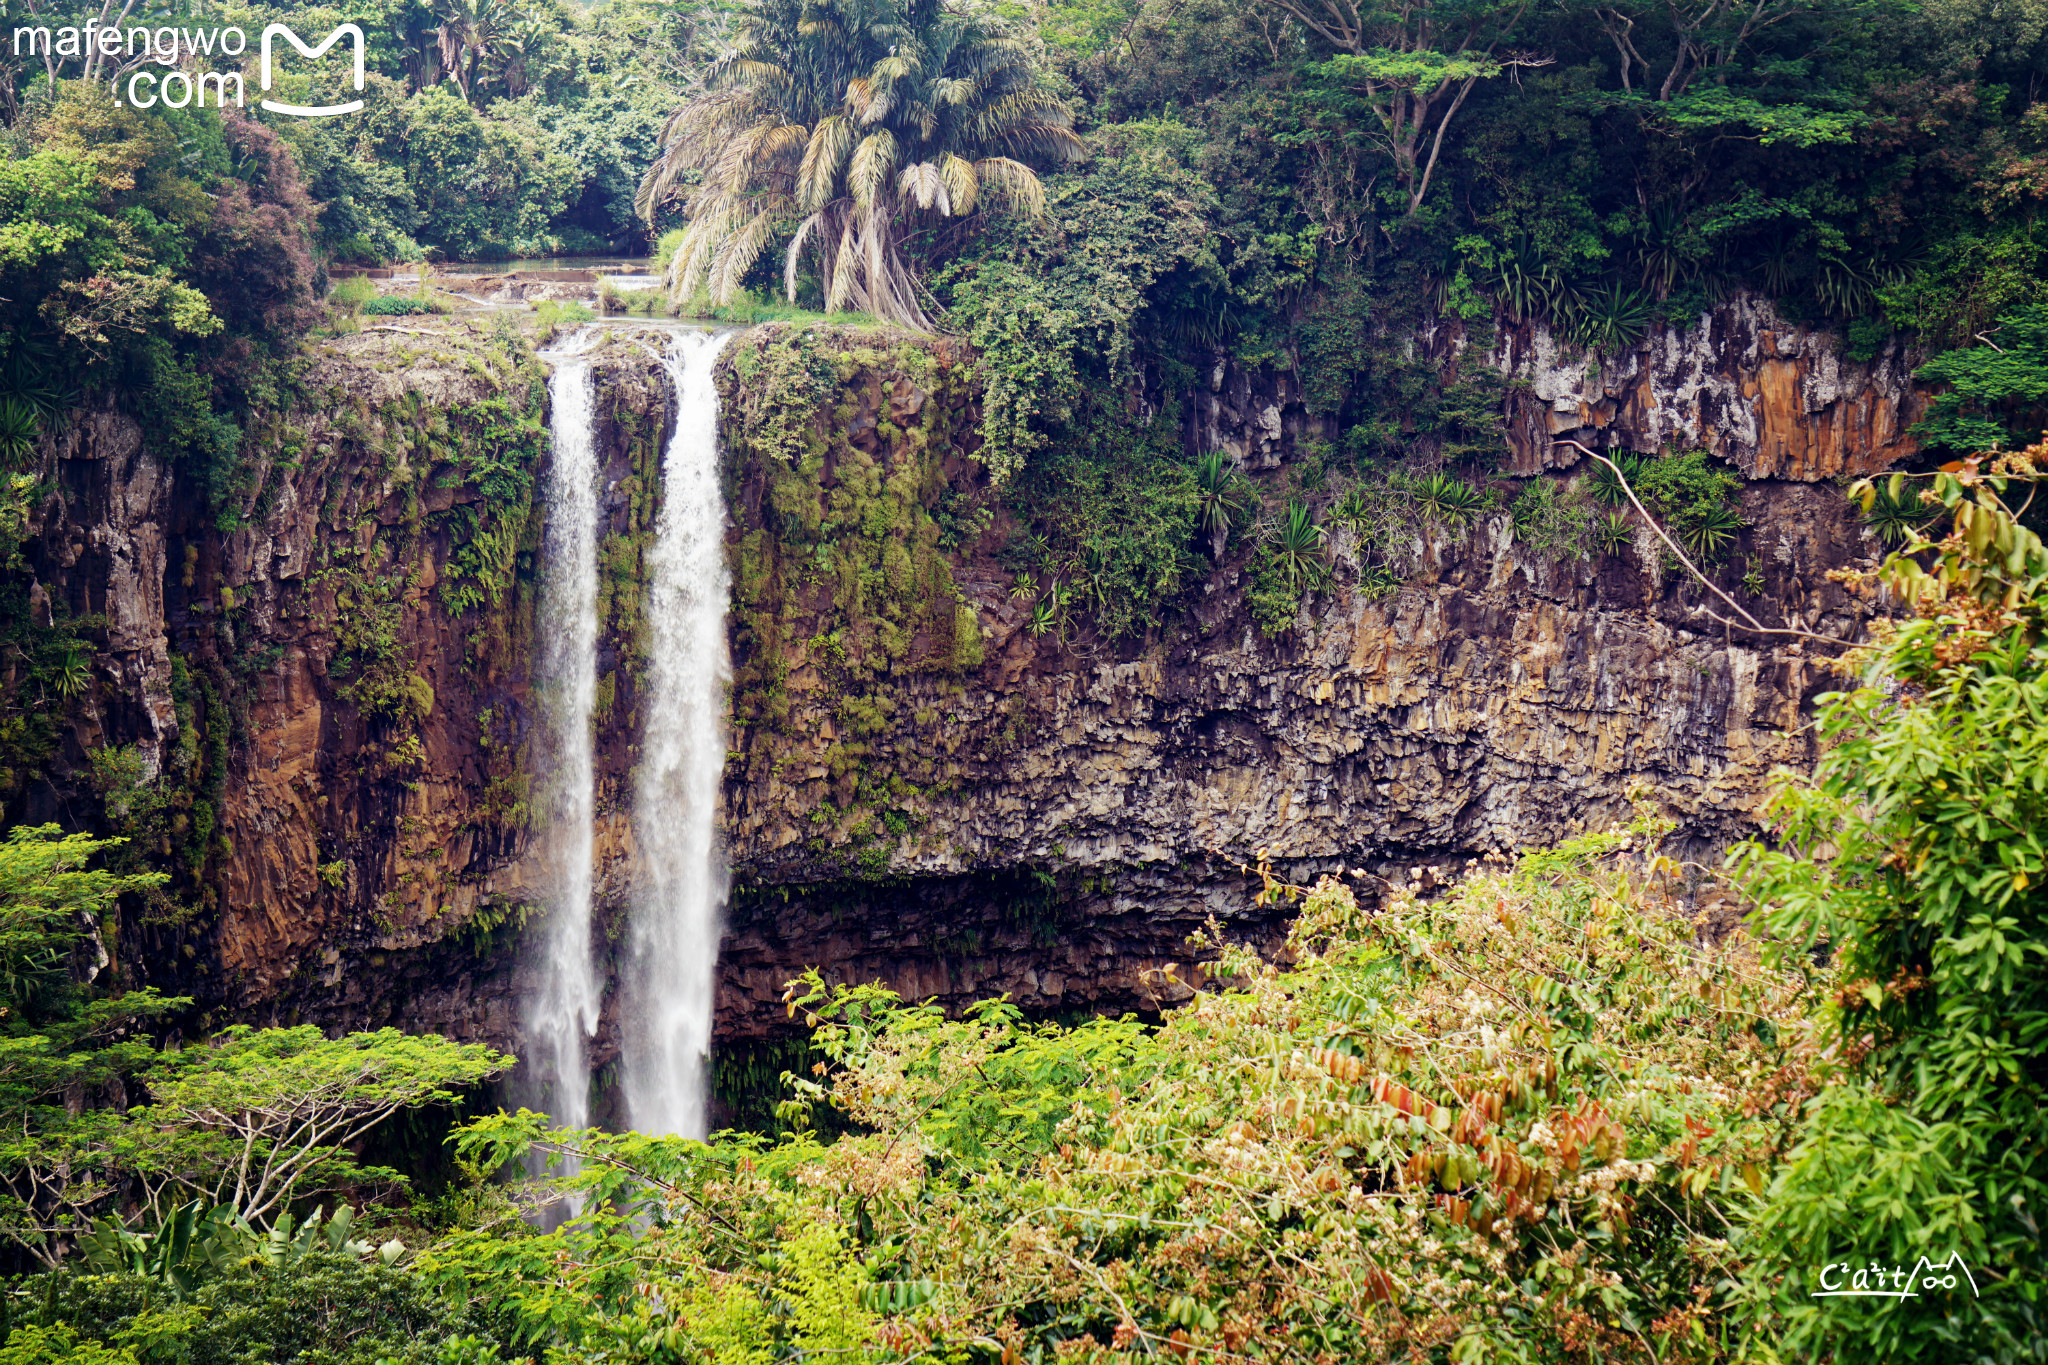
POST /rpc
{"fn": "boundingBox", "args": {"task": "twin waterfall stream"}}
[524,326,732,1140]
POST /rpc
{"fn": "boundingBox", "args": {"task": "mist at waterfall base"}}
[519,325,735,1147]
[520,326,603,1145]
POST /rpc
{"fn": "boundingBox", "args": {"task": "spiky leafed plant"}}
[1267,500,1330,593]
[1859,472,1935,546]
[1566,281,1655,355]
[1194,450,1250,560]
[1677,501,1744,560]
[637,0,1083,332]
[1595,511,1633,557]
[1412,472,1483,527]
[0,400,39,468]
[1585,451,1648,507]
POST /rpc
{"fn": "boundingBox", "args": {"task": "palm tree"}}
[636,0,1083,332]
[435,0,512,104]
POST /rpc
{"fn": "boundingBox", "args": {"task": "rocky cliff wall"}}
[14,297,1910,1078]
[1189,291,1924,482]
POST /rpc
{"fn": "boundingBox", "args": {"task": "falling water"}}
[622,329,734,1138]
[522,327,604,1137]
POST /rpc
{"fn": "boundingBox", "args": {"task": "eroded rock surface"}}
[20,304,1904,1073]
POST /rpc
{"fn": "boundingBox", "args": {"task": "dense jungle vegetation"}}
[0,0,2046,1359]
[0,454,2044,1362]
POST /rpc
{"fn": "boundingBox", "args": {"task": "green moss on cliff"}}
[717,326,988,871]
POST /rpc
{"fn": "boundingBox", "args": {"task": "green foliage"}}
[1003,409,1200,641]
[362,295,436,317]
[1613,449,1747,563]
[938,120,1222,486]
[78,1201,399,1297]
[1408,470,1484,526]
[1192,449,1254,559]
[376,85,580,261]
[1734,456,2048,1359]
[1510,478,1593,559]
[1595,509,1635,556]
[0,822,504,1264]
[1559,281,1655,354]
[0,1325,136,1365]
[1248,500,1330,634]
[1913,305,2048,456]
[21,1252,512,1365]
[0,826,174,1069]
[1859,470,1938,545]
[441,802,1816,1362]
[330,277,378,314]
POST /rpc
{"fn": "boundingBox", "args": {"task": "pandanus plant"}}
[1194,449,1250,559]
[1267,500,1331,592]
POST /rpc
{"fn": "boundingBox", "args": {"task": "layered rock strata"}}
[17,300,1905,1072]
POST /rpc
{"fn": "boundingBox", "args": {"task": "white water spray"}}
[522,327,604,1135]
[622,329,734,1137]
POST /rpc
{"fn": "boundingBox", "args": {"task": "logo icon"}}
[1813,1251,1980,1300]
[259,23,363,118]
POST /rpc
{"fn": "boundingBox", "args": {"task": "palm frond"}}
[785,210,824,302]
[827,220,864,312]
[843,76,876,123]
[898,162,950,214]
[848,130,900,208]
[972,158,1045,216]
[671,204,738,297]
[709,209,786,304]
[798,115,855,212]
[937,153,978,215]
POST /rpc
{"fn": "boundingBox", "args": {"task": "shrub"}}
[441,802,1817,1363]
[1735,454,2048,1360]
[330,276,377,313]
[20,1252,512,1365]
[361,295,433,317]
[1596,449,1746,563]
[1509,479,1593,559]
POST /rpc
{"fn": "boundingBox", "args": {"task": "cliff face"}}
[1187,292,1924,483]
[18,297,1905,1069]
[1491,295,1924,481]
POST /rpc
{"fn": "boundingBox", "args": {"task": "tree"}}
[1260,0,1548,214]
[0,826,509,1265]
[435,0,514,104]
[636,0,1084,330]
[1734,448,2048,1360]
[0,826,179,1268]
[130,1026,511,1225]
[1912,304,2048,456]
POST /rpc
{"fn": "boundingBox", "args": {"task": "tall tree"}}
[636,0,1083,331]
[435,0,513,104]
[1256,0,1548,214]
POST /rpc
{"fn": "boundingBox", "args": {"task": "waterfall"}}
[622,329,733,1138]
[522,327,604,1137]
